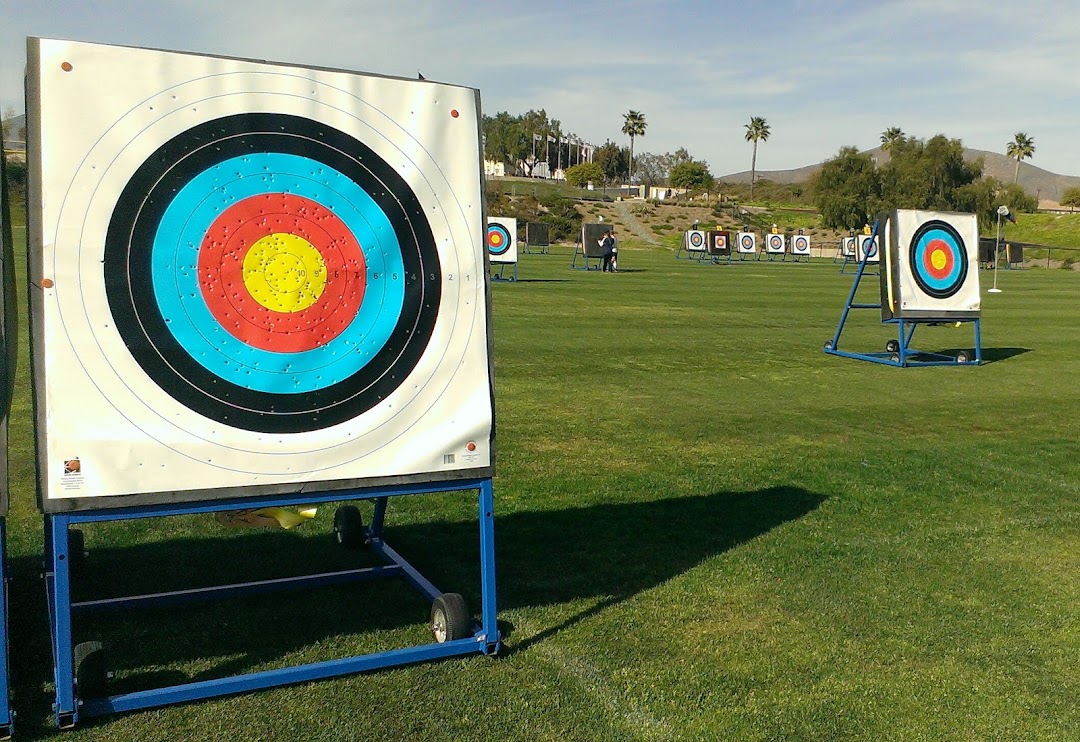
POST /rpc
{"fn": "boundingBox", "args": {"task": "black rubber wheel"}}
[957,351,971,364]
[885,339,900,353]
[332,506,366,549]
[431,593,470,643]
[823,340,834,351]
[68,529,86,573]
[74,641,107,698]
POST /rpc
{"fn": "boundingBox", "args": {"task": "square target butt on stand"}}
[27,37,501,727]
[26,37,495,513]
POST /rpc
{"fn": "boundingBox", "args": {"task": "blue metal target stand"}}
[490,261,518,282]
[43,479,500,728]
[823,220,981,367]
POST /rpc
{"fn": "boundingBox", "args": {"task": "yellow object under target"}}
[243,233,327,312]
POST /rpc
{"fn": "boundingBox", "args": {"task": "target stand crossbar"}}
[44,479,499,727]
[823,220,981,367]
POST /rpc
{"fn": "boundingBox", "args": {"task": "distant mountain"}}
[720,147,1080,203]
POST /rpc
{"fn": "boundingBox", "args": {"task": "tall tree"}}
[669,161,714,193]
[744,116,771,200]
[593,140,629,184]
[1006,132,1035,184]
[621,110,647,183]
[1060,186,1080,212]
[813,146,881,229]
[880,126,905,152]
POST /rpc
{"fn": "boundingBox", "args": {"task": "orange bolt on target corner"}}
[61,62,73,72]
[450,109,459,118]
[41,278,54,288]
[466,441,477,452]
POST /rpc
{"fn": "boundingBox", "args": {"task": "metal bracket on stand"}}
[823,221,981,367]
[44,479,500,727]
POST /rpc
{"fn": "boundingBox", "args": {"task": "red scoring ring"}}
[197,193,367,353]
[922,238,955,280]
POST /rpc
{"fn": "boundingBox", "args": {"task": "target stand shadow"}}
[26,38,501,728]
[824,211,982,367]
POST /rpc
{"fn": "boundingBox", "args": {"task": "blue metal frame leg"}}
[45,480,500,726]
[0,520,12,738]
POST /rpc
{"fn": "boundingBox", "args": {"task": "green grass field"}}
[3,226,1079,740]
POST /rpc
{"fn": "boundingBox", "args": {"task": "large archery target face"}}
[737,232,756,253]
[486,216,517,264]
[893,210,980,316]
[765,234,785,253]
[28,38,493,506]
[686,230,706,251]
[856,235,880,263]
[709,231,729,254]
[791,235,811,255]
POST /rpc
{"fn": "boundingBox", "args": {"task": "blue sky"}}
[2,0,1077,176]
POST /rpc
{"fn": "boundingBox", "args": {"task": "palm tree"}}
[621,110,647,184]
[1006,132,1035,184]
[744,116,771,200]
[880,126,905,152]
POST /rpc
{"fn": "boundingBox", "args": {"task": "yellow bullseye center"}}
[242,233,327,312]
[930,249,947,271]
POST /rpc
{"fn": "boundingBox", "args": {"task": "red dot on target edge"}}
[450,109,459,118]
[61,62,73,72]
[466,441,476,451]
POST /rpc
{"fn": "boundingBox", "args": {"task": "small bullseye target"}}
[687,230,706,250]
[791,235,811,255]
[486,224,511,255]
[737,232,756,253]
[909,220,967,298]
[766,234,785,253]
[856,235,879,263]
[486,216,517,264]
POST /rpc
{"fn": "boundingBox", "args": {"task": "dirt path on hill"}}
[613,200,661,246]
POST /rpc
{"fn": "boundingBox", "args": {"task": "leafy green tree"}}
[744,116,771,200]
[621,110,647,183]
[880,126,905,152]
[669,161,714,193]
[812,146,881,229]
[593,141,629,184]
[633,152,667,192]
[564,162,604,189]
[1006,132,1035,184]
[879,134,983,212]
[1061,186,1080,212]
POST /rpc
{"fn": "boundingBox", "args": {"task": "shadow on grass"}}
[505,279,570,284]
[5,485,822,736]
[977,347,1030,364]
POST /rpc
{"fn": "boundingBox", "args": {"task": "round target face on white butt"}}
[27,38,494,509]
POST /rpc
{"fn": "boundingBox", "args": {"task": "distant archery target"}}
[841,237,856,257]
[487,216,518,264]
[856,235,879,263]
[686,230,706,251]
[486,224,511,255]
[737,232,757,253]
[909,220,967,298]
[791,235,811,255]
[104,113,439,434]
[765,234,785,253]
